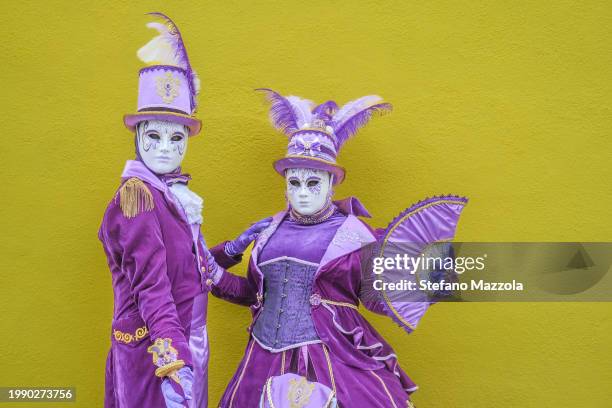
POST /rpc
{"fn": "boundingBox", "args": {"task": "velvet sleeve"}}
[115,206,193,369]
[357,239,395,316]
[210,260,258,307]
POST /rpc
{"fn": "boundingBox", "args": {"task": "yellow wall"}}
[2,1,611,406]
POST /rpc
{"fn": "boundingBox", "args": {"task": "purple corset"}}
[252,258,320,352]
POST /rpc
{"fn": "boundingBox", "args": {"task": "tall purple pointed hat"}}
[258,89,392,184]
[124,13,202,136]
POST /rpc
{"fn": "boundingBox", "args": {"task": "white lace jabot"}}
[168,183,203,225]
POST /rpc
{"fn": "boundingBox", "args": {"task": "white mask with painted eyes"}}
[136,120,188,174]
[285,168,333,215]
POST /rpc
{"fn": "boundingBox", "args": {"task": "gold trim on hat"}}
[289,127,334,138]
[283,155,339,167]
[126,110,198,120]
[276,155,346,184]
[123,111,202,136]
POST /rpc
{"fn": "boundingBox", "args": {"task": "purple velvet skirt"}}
[219,337,413,408]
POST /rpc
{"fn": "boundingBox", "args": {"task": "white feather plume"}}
[137,22,182,66]
[332,95,383,128]
[286,96,315,128]
[192,74,201,96]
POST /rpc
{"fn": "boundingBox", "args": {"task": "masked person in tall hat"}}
[207,89,468,407]
[98,13,270,408]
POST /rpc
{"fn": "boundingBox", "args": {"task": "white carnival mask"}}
[136,120,188,174]
[286,168,333,216]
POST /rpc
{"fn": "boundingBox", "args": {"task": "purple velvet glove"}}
[225,217,272,256]
[160,367,193,408]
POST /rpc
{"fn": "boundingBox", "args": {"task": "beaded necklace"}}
[289,201,337,225]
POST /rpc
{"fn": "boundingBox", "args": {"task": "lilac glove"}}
[160,367,193,408]
[225,217,273,256]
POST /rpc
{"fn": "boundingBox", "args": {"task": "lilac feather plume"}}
[332,95,392,148]
[285,96,315,129]
[312,101,339,123]
[257,90,392,148]
[138,12,200,112]
[256,88,314,136]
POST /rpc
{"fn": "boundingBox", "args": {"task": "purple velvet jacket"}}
[212,198,430,392]
[99,161,240,407]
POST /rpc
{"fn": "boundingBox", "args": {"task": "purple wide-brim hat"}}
[273,156,346,185]
[124,111,201,136]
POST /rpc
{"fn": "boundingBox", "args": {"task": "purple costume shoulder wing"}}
[383,194,467,243]
[334,196,372,218]
[364,195,468,333]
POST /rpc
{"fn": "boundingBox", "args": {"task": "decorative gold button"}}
[205,278,213,287]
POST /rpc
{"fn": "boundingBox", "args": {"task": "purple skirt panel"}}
[219,338,413,408]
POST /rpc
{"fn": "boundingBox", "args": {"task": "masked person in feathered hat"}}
[98,14,270,408]
[206,90,468,407]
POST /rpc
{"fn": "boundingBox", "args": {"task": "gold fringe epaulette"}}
[117,177,154,218]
